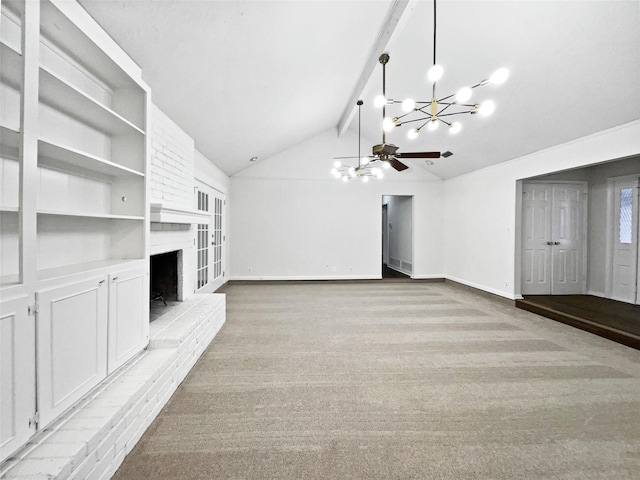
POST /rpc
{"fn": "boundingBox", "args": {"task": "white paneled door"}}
[196,183,225,293]
[36,277,108,429]
[107,267,148,374]
[522,183,587,295]
[0,295,36,461]
[609,176,639,304]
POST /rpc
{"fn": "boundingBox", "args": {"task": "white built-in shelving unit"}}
[1,0,150,462]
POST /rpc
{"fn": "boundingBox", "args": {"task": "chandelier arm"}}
[417,119,431,131]
[435,80,488,103]
[395,110,418,121]
[437,93,456,102]
[437,102,454,115]
[436,101,476,108]
[437,111,473,118]
[397,116,431,126]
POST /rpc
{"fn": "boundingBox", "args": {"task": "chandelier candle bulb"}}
[478,100,495,116]
[456,87,472,103]
[489,68,509,85]
[382,117,395,132]
[449,122,462,134]
[407,128,419,140]
[374,94,387,108]
[402,98,416,112]
[427,120,439,131]
[427,64,444,82]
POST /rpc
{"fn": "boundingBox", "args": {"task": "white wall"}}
[230,128,444,280]
[443,120,640,299]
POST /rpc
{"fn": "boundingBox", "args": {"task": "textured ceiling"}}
[79,0,640,179]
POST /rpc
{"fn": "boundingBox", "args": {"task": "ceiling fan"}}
[370,53,451,171]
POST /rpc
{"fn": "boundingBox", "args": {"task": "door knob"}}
[554,241,560,245]
[547,241,553,245]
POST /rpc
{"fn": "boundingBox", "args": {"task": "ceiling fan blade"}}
[395,151,441,159]
[333,155,377,160]
[389,158,409,171]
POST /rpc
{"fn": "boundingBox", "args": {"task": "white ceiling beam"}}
[337,0,419,137]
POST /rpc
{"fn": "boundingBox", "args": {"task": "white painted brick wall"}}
[149,104,195,210]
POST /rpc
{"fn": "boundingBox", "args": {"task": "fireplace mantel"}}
[150,203,210,224]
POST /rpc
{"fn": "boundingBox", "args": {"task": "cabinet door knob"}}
[112,276,119,282]
[98,280,105,286]
[554,241,560,245]
[547,241,553,245]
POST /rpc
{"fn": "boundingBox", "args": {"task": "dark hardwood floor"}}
[516,295,640,350]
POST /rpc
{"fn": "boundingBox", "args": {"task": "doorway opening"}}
[516,157,640,349]
[606,175,640,304]
[195,182,226,293]
[520,181,588,295]
[382,195,413,279]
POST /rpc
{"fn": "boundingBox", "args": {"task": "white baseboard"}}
[444,275,516,300]
[411,274,446,280]
[229,274,382,281]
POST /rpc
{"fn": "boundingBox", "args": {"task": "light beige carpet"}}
[113,281,640,479]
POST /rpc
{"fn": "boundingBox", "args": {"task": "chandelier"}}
[375,0,508,138]
[331,100,390,182]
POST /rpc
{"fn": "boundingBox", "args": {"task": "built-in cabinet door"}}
[108,267,148,374]
[1,294,36,462]
[522,182,587,295]
[36,276,108,429]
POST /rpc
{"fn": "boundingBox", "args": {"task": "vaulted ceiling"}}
[79,0,639,180]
